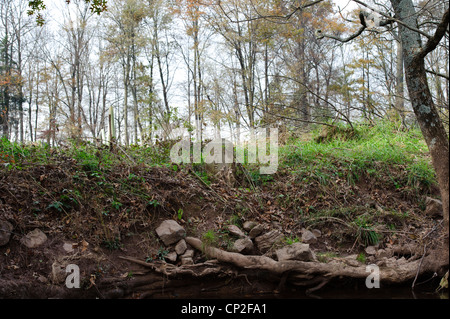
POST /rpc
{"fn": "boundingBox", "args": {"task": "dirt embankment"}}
[0,156,448,299]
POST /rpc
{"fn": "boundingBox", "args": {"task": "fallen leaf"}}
[81,240,89,252]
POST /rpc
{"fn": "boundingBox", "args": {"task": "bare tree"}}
[317,0,449,234]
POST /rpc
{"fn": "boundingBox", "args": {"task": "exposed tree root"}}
[109,236,448,298]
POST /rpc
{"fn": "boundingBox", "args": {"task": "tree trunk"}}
[391,0,449,234]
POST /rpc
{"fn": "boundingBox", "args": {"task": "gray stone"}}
[344,255,361,267]
[166,251,178,263]
[276,243,315,262]
[20,228,47,248]
[227,225,246,238]
[0,220,13,246]
[312,229,322,238]
[255,230,284,253]
[243,221,258,232]
[181,257,194,265]
[182,249,194,259]
[51,261,67,284]
[233,237,254,254]
[376,248,393,259]
[301,229,317,244]
[425,197,443,218]
[63,242,75,253]
[175,239,187,255]
[365,246,377,255]
[156,220,186,246]
[248,224,264,239]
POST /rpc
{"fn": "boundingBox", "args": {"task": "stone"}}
[376,248,393,259]
[312,229,322,238]
[248,224,264,239]
[425,197,443,218]
[51,261,67,284]
[243,221,258,232]
[342,255,361,267]
[165,251,178,263]
[181,257,194,265]
[182,249,194,259]
[301,229,317,244]
[255,230,284,253]
[63,242,75,253]
[20,228,47,248]
[227,225,246,238]
[276,243,315,262]
[156,220,186,246]
[175,239,187,255]
[232,237,254,254]
[0,220,13,246]
[365,246,377,255]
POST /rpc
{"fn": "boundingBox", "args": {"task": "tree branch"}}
[352,0,431,38]
[215,0,325,24]
[315,24,366,43]
[414,8,450,62]
[426,69,450,81]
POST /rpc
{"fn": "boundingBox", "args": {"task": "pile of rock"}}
[154,219,318,265]
[155,220,194,265]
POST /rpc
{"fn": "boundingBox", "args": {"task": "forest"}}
[0,0,449,302]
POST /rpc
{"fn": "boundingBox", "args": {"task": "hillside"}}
[0,122,448,299]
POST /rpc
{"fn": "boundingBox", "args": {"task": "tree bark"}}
[390,0,449,234]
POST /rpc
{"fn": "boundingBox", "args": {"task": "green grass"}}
[280,121,435,190]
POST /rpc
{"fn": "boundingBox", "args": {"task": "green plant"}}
[47,201,65,213]
[103,237,122,250]
[285,236,299,245]
[148,199,160,208]
[177,208,184,221]
[316,252,338,263]
[353,215,381,246]
[202,230,218,247]
[357,252,366,263]
[111,200,123,210]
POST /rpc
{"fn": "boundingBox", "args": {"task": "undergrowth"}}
[0,120,438,250]
[280,121,435,191]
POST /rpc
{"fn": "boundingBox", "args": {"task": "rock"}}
[51,261,67,284]
[255,230,284,253]
[63,242,75,253]
[343,255,361,267]
[180,249,195,265]
[232,237,254,254]
[20,228,47,248]
[365,246,377,255]
[38,275,48,284]
[376,248,393,259]
[248,224,264,239]
[425,197,443,218]
[181,257,194,265]
[312,229,322,238]
[0,220,13,246]
[182,249,194,259]
[227,225,246,238]
[276,243,315,262]
[301,229,317,244]
[165,251,178,263]
[156,220,186,246]
[175,239,187,255]
[243,221,258,232]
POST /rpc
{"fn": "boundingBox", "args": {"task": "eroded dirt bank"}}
[1,157,448,299]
